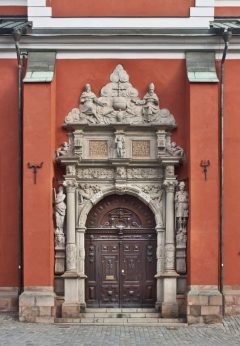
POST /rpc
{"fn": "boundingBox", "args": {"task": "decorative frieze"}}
[77,168,114,180]
[127,168,162,179]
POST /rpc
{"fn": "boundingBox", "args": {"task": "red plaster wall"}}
[187,83,219,286]
[50,0,194,17]
[215,7,240,17]
[23,82,56,287]
[0,60,19,287]
[0,6,27,16]
[223,60,240,286]
[55,60,188,181]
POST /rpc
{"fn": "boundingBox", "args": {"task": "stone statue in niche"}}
[115,135,125,158]
[167,141,184,157]
[175,181,189,248]
[56,142,70,158]
[53,186,66,248]
[64,65,176,126]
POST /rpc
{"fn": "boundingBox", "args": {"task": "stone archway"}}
[55,65,188,318]
[85,194,157,308]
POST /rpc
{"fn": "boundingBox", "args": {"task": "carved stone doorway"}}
[85,194,157,308]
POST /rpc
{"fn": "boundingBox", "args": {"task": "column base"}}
[187,287,222,324]
[19,287,55,323]
[162,302,179,318]
[62,303,81,318]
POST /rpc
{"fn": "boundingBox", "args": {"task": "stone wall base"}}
[0,287,18,312]
[62,303,80,318]
[224,287,240,316]
[19,288,56,323]
[187,287,222,324]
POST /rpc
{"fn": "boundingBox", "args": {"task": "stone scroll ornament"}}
[53,186,66,248]
[64,65,176,126]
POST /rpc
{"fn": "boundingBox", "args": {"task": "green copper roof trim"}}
[186,52,219,83]
[23,51,56,83]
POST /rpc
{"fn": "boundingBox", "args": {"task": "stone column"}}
[162,172,179,318]
[76,227,87,308]
[155,225,165,310]
[62,179,80,318]
[65,179,77,272]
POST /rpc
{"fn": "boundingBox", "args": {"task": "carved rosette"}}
[66,244,76,271]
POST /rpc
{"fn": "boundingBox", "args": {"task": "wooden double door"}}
[85,195,157,308]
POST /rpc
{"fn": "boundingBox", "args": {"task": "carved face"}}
[179,182,185,190]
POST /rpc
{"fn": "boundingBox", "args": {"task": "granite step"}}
[55,308,186,325]
[55,316,186,326]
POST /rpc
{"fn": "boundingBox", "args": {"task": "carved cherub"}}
[167,142,184,157]
[56,142,70,158]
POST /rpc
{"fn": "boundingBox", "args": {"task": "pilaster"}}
[186,80,221,324]
[20,75,56,322]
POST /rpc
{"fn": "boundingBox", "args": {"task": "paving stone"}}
[0,313,240,345]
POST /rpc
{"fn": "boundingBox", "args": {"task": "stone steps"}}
[55,308,187,325]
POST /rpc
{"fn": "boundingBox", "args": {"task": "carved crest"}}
[65,65,176,126]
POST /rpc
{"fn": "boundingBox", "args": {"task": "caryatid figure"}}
[175,181,189,232]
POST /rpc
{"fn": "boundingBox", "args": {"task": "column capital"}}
[163,179,178,193]
[63,179,78,193]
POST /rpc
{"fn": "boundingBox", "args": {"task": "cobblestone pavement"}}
[0,314,240,346]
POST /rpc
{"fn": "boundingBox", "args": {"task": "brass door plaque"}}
[105,275,114,280]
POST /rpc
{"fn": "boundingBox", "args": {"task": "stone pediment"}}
[65,64,176,127]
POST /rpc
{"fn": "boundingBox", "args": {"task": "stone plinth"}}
[19,288,55,323]
[187,287,222,324]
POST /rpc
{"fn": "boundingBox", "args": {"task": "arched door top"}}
[86,194,156,229]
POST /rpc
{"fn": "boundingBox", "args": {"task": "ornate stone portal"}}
[55,65,188,318]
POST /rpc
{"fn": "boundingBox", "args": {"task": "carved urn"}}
[113,97,127,111]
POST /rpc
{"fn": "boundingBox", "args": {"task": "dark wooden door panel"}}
[85,194,157,308]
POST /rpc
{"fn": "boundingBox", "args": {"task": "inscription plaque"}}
[132,140,150,157]
[89,140,108,158]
